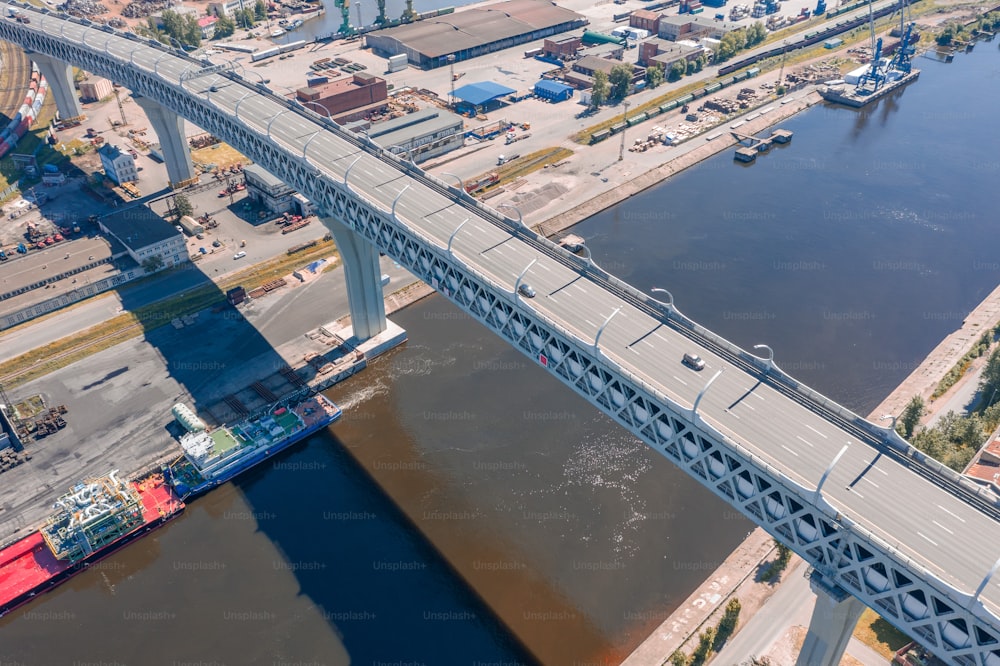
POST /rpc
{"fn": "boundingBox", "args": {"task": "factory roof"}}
[372,0,586,59]
[367,108,464,147]
[452,81,517,106]
[533,79,574,95]
[243,163,286,189]
[99,205,177,251]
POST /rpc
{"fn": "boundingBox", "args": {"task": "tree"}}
[746,21,768,47]
[608,63,633,101]
[174,194,194,219]
[141,255,165,272]
[775,84,786,96]
[668,60,686,82]
[235,8,255,29]
[254,0,266,21]
[182,14,202,47]
[590,70,609,108]
[898,395,925,438]
[646,63,665,89]
[742,657,773,666]
[214,14,235,38]
[979,346,1000,409]
[669,651,687,666]
[715,597,742,647]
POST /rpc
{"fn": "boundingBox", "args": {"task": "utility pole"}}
[113,87,127,126]
[618,100,630,162]
[447,54,456,108]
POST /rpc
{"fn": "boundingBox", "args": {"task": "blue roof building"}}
[533,79,574,102]
[451,81,517,114]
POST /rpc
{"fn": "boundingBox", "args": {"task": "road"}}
[714,559,890,665]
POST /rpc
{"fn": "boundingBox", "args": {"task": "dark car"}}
[517,283,536,299]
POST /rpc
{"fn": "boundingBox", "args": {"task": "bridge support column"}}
[322,216,387,341]
[29,53,82,119]
[132,96,195,187]
[795,571,867,666]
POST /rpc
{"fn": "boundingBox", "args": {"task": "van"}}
[682,353,706,371]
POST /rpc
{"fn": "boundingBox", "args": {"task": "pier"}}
[732,128,794,162]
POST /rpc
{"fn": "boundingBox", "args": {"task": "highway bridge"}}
[1,5,999,664]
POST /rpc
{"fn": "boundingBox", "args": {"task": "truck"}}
[505,132,531,145]
[497,153,519,165]
[179,215,205,236]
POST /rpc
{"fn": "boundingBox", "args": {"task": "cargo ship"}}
[0,470,184,618]
[164,393,341,499]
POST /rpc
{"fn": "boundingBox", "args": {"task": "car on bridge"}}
[682,353,705,371]
[517,283,536,299]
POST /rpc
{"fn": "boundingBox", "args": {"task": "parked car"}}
[233,251,246,260]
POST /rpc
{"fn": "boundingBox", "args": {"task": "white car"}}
[233,251,246,260]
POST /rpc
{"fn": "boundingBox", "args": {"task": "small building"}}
[630,9,662,33]
[98,205,188,271]
[244,163,297,215]
[577,42,625,61]
[451,81,517,115]
[572,56,645,83]
[640,38,706,68]
[197,16,218,39]
[151,4,200,27]
[208,0,248,19]
[78,76,113,103]
[293,73,389,124]
[542,35,581,59]
[365,107,465,163]
[533,79,574,102]
[97,144,137,185]
[658,14,738,41]
[824,37,844,49]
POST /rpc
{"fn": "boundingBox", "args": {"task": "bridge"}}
[2,5,999,664]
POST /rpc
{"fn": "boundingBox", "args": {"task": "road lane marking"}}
[917,532,939,547]
[584,320,596,327]
[796,436,814,448]
[936,505,967,523]
[744,403,755,411]
[780,445,799,457]
[752,393,765,401]
[864,478,879,489]
[931,520,954,535]
[805,424,828,438]
[849,488,865,499]
[863,459,889,476]
[537,263,552,272]
[727,411,741,420]
[672,375,688,386]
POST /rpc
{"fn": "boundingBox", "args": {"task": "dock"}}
[818,70,921,108]
[732,128,794,162]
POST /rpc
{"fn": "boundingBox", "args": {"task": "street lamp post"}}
[618,100,630,162]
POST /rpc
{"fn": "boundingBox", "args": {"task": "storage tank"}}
[172,403,207,433]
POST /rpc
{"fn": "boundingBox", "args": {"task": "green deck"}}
[210,428,242,455]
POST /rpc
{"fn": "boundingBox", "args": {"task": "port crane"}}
[855,0,886,90]
[401,0,417,22]
[374,0,387,24]
[333,0,353,36]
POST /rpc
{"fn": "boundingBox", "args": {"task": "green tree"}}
[775,84,787,96]
[979,346,1000,408]
[214,14,235,38]
[141,255,165,272]
[235,8,255,29]
[742,657,773,666]
[898,395,925,438]
[254,0,266,21]
[668,60,686,81]
[746,21,767,47]
[715,597,742,647]
[173,194,194,219]
[669,651,688,666]
[691,626,716,666]
[912,427,950,462]
[182,14,202,47]
[608,63,633,101]
[590,70,609,108]
[646,63,665,89]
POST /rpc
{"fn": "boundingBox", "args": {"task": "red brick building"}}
[542,35,581,59]
[293,73,389,123]
[630,9,661,34]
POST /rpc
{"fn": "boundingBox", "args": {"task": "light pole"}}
[447,54,456,108]
[618,100,630,162]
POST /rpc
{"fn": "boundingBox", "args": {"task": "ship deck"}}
[291,395,341,430]
[0,475,182,610]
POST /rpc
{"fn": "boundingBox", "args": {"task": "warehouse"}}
[533,80,574,103]
[365,0,588,69]
[362,108,465,163]
[451,81,516,115]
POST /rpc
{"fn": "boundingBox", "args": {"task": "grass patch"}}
[491,147,573,189]
[0,239,338,387]
[190,142,249,172]
[853,608,912,659]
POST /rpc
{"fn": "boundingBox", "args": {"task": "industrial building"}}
[533,79,574,102]
[364,0,588,69]
[98,205,188,272]
[78,76,113,103]
[244,164,316,216]
[542,35,581,59]
[451,81,516,115]
[97,144,137,185]
[208,0,251,19]
[638,38,707,68]
[292,73,388,124]
[630,9,662,34]
[360,108,465,163]
[658,15,738,41]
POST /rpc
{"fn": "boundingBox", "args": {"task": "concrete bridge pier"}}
[28,53,82,119]
[132,96,196,187]
[795,570,867,666]
[321,215,387,341]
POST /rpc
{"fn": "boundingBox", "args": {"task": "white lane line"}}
[744,403,755,411]
[584,320,596,327]
[931,520,954,535]
[752,393,765,401]
[672,375,688,387]
[780,444,799,457]
[728,411,741,420]
[937,504,967,523]
[917,532,939,547]
[805,424,828,438]
[796,436,814,448]
[850,488,865,499]
[864,478,879,489]
[537,263,552,272]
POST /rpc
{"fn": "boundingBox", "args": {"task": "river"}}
[1,37,998,666]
